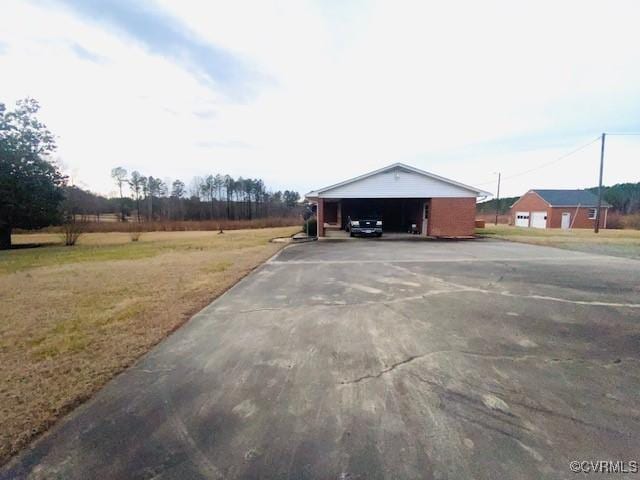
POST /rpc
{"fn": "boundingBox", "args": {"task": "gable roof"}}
[305,163,492,198]
[532,189,612,207]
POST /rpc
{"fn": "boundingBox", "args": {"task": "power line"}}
[473,136,601,186]
[593,131,640,232]
[602,132,640,136]
[502,136,602,181]
[474,177,501,186]
[595,133,606,233]
[475,132,640,188]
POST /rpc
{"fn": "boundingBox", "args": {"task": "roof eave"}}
[549,204,611,208]
[311,162,492,197]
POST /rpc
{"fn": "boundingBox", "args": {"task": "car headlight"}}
[376,221,382,226]
[350,221,358,226]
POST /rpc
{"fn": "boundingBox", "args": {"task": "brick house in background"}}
[510,189,611,229]
[305,163,491,238]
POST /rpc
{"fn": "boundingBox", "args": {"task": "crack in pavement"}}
[340,352,440,384]
[340,350,636,385]
[358,363,631,438]
[218,280,639,315]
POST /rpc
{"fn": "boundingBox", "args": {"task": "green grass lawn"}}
[476,225,640,259]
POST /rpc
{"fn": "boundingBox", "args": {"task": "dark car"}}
[346,214,383,237]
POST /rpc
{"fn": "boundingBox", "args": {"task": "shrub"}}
[605,211,623,229]
[621,213,640,230]
[303,217,317,236]
[474,213,510,224]
[61,219,84,246]
[128,222,143,241]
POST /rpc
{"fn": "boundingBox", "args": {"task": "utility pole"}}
[594,133,606,233]
[494,172,501,225]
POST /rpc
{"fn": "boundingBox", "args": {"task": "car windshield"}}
[354,213,380,220]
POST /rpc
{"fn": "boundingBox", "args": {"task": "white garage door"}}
[531,211,547,229]
[515,211,530,227]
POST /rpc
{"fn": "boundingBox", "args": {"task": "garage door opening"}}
[531,211,547,229]
[341,198,424,233]
[515,212,530,227]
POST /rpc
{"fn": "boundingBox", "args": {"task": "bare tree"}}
[129,170,144,222]
[61,217,84,246]
[111,166,128,221]
[146,176,163,220]
[60,189,85,246]
[213,174,224,216]
[171,179,186,220]
[224,175,234,219]
[200,175,217,219]
[189,176,203,199]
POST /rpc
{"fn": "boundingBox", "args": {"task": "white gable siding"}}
[319,168,477,198]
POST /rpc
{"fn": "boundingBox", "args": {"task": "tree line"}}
[477,184,640,215]
[587,183,640,214]
[0,98,301,250]
[1,99,64,249]
[109,168,300,223]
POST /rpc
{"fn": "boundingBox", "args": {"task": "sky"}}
[1,0,639,198]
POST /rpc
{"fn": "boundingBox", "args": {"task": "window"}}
[587,208,597,220]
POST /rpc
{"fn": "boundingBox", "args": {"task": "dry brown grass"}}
[621,213,640,229]
[20,217,300,234]
[475,213,510,224]
[477,224,640,259]
[0,227,298,465]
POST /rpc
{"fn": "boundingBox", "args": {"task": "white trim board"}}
[306,163,491,200]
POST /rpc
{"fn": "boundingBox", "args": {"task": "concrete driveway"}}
[3,239,640,479]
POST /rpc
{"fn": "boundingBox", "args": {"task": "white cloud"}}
[1,0,639,197]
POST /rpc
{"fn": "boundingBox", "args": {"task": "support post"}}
[494,172,501,225]
[595,133,605,233]
[317,199,324,237]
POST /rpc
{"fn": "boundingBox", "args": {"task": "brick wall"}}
[548,207,608,229]
[510,191,609,228]
[509,191,549,225]
[429,197,476,237]
[317,199,325,236]
[416,200,425,234]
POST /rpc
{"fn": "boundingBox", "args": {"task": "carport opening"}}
[341,198,424,233]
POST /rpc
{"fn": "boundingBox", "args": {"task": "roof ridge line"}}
[305,163,492,198]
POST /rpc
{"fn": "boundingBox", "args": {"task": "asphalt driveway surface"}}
[3,239,640,479]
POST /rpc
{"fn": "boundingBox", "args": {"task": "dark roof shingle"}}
[532,189,611,207]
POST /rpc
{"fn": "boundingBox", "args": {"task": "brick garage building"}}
[305,163,490,238]
[510,189,611,229]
